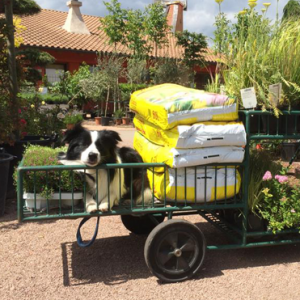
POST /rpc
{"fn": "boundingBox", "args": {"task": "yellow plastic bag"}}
[148,167,241,203]
[134,115,246,149]
[130,83,238,130]
[133,132,245,172]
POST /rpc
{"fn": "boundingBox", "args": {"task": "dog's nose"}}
[88,152,98,161]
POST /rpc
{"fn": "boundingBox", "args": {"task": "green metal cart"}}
[17,110,300,283]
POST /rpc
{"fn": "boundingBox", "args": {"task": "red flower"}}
[18,109,22,114]
[20,118,27,125]
[256,144,263,150]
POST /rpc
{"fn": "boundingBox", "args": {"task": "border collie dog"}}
[58,124,151,212]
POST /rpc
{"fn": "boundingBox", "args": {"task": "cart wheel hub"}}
[174,249,182,257]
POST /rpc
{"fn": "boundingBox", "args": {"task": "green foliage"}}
[268,20,300,106]
[19,92,69,104]
[213,12,231,55]
[0,18,21,143]
[78,71,107,101]
[151,58,190,86]
[248,149,282,212]
[176,30,208,84]
[258,171,300,232]
[17,97,65,137]
[119,83,148,102]
[100,0,126,50]
[144,2,170,59]
[18,48,55,67]
[221,10,277,110]
[15,145,82,194]
[63,112,83,125]
[126,58,148,84]
[125,9,149,58]
[282,0,300,21]
[114,109,124,118]
[0,0,43,144]
[100,0,169,59]
[212,6,300,113]
[50,64,91,105]
[11,0,41,16]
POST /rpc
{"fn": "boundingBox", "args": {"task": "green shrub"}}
[63,112,83,125]
[19,92,69,104]
[119,83,148,102]
[14,145,83,195]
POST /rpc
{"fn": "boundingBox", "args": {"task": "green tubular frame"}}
[17,110,300,249]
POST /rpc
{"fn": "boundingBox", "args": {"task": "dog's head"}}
[61,124,122,166]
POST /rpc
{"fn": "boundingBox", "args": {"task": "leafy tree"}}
[126,58,148,85]
[50,64,91,107]
[100,0,126,51]
[97,54,126,113]
[1,0,41,143]
[144,2,170,60]
[151,58,189,86]
[282,0,300,21]
[176,30,208,86]
[124,9,149,58]
[18,48,55,87]
[78,71,107,116]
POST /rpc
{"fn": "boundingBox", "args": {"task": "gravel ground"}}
[2,125,300,299]
[1,199,300,300]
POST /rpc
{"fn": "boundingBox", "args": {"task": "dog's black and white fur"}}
[59,124,151,212]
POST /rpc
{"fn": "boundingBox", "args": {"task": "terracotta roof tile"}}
[18,9,217,63]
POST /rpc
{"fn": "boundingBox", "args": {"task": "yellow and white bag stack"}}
[130,83,245,204]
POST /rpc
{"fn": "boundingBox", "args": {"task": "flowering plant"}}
[18,97,65,138]
[258,170,300,232]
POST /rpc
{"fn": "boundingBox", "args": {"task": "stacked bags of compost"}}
[130,83,246,203]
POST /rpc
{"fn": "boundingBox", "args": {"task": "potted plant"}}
[15,145,83,211]
[114,109,124,125]
[63,111,83,130]
[122,113,131,125]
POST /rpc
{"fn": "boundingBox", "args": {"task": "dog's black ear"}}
[62,123,85,144]
[100,130,122,147]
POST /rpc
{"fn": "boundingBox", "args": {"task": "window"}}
[45,64,65,84]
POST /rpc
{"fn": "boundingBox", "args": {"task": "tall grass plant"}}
[212,1,300,114]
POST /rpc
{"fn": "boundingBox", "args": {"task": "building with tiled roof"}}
[18,1,217,86]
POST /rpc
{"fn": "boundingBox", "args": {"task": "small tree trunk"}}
[5,0,19,140]
[5,0,18,99]
[105,87,110,117]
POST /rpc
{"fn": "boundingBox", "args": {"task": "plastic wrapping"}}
[134,116,246,149]
[130,83,238,130]
[148,167,241,203]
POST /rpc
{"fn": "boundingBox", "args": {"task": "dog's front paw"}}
[99,202,109,212]
[86,203,98,213]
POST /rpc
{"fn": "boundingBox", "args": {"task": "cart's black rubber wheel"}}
[121,213,165,235]
[144,219,206,283]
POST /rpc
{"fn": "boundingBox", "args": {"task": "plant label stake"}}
[269,83,282,107]
[240,87,257,109]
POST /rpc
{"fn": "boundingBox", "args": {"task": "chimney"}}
[62,0,90,34]
[166,1,184,33]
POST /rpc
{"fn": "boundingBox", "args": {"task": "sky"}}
[34,0,290,41]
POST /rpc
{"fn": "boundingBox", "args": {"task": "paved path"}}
[82,120,136,147]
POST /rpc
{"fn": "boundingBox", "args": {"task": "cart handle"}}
[76,216,100,247]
